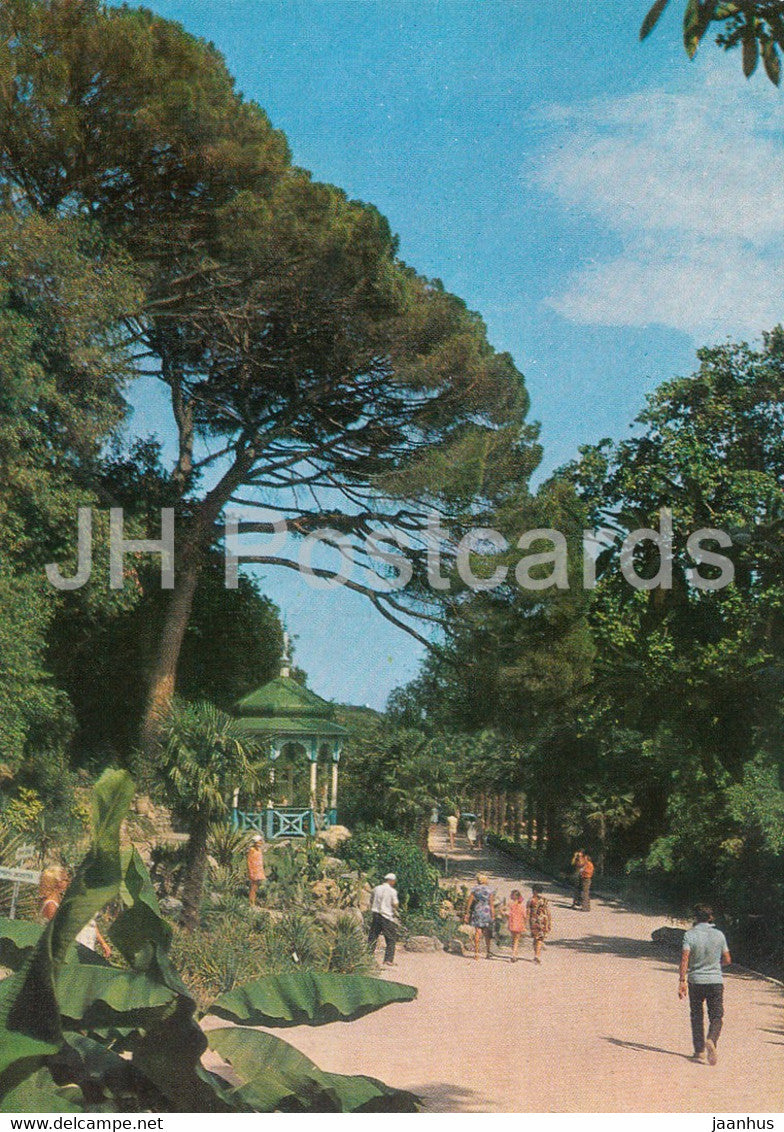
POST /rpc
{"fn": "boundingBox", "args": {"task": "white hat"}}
[251,834,263,843]
[384,872,396,882]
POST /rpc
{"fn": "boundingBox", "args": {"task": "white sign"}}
[0,866,40,885]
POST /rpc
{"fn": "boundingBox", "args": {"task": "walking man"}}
[678,904,731,1065]
[368,872,399,967]
[571,849,585,908]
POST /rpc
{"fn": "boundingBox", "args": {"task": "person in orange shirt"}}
[247,834,266,907]
[579,852,594,911]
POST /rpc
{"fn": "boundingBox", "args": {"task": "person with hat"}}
[247,834,266,907]
[367,872,399,966]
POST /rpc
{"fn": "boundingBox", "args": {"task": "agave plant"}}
[0,770,419,1112]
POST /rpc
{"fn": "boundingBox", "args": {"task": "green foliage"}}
[154,699,268,928]
[340,718,457,844]
[208,1026,418,1113]
[210,968,417,1028]
[341,828,440,912]
[0,772,419,1111]
[207,823,251,868]
[640,1,783,83]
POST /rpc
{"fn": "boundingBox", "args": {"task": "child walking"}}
[527,884,552,964]
[507,889,527,962]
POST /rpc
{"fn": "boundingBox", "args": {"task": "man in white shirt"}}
[678,903,731,1065]
[367,872,399,966]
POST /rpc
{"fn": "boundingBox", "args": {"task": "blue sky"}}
[127,1,784,707]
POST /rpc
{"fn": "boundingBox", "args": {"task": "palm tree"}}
[157,699,267,930]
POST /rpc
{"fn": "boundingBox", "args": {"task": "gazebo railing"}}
[232,806,338,839]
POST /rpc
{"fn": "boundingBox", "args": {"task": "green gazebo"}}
[231,650,347,839]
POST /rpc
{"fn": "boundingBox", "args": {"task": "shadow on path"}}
[413,1080,491,1113]
[551,934,674,963]
[603,1037,694,1062]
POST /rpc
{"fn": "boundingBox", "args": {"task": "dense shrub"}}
[340,827,439,912]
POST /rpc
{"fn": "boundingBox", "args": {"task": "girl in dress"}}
[507,888,527,961]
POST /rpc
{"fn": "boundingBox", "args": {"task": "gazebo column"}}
[329,741,341,824]
[308,739,318,813]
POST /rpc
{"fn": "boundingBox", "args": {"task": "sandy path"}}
[227,830,784,1113]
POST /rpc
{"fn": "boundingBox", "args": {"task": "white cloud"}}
[532,70,784,339]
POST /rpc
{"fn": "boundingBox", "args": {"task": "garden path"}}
[205,828,784,1113]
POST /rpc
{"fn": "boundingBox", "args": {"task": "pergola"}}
[232,661,347,839]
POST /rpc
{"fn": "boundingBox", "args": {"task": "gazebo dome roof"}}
[234,675,348,740]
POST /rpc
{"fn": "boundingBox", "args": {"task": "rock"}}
[322,856,344,874]
[314,910,340,929]
[404,935,442,952]
[159,896,184,922]
[457,923,474,937]
[317,825,351,851]
[342,907,364,926]
[448,939,468,956]
[652,926,685,950]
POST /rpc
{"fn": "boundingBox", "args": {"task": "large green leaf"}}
[109,849,235,1110]
[60,1035,165,1111]
[128,1001,238,1113]
[210,970,417,1028]
[0,1067,82,1112]
[112,849,173,963]
[208,1026,419,1113]
[0,919,42,970]
[56,959,176,1029]
[50,770,135,970]
[0,769,134,1092]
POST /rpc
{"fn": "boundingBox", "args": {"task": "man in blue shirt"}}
[679,904,731,1064]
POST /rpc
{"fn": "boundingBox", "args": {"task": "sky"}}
[127,0,784,708]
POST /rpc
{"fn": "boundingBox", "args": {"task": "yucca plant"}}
[207,823,250,868]
[0,770,419,1112]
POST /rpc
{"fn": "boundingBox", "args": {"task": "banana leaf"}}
[0,920,42,970]
[128,1000,239,1113]
[0,1067,82,1112]
[209,970,417,1028]
[56,959,176,1029]
[208,1026,419,1112]
[0,770,133,1093]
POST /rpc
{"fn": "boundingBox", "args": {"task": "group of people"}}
[464,873,552,962]
[39,835,731,1067]
[446,811,485,853]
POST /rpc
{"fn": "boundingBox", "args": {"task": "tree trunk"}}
[512,795,522,844]
[499,793,508,837]
[139,558,201,753]
[527,796,534,849]
[536,802,546,851]
[181,812,211,932]
[548,805,565,854]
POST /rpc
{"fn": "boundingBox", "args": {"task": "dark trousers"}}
[688,983,724,1053]
[580,877,591,911]
[368,912,396,964]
